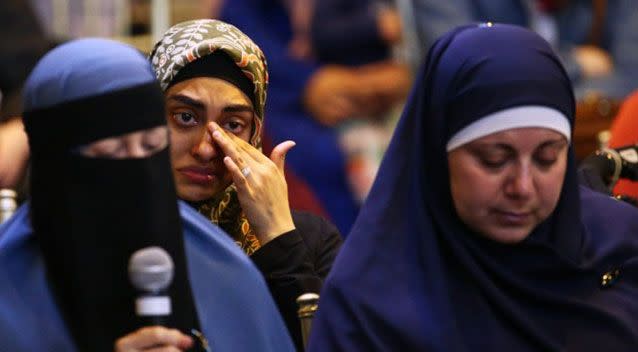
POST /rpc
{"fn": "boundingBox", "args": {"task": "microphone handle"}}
[136,293,171,326]
[138,315,168,327]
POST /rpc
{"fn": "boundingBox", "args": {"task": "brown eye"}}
[172,112,197,127]
[222,119,246,134]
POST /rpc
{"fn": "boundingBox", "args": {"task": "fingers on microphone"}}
[115,326,193,351]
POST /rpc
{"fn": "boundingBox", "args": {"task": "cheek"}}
[168,130,192,161]
[537,165,567,215]
[450,163,499,215]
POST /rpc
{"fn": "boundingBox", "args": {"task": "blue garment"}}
[220,0,360,234]
[412,0,638,99]
[0,201,295,351]
[308,24,638,351]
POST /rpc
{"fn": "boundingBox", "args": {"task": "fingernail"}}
[213,131,222,139]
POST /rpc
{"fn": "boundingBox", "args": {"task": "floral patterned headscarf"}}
[150,19,269,255]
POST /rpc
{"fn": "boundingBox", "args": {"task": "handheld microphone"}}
[128,246,174,326]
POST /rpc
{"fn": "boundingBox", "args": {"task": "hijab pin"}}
[600,268,620,289]
[479,22,494,28]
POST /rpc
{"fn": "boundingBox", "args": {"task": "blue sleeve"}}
[220,0,319,109]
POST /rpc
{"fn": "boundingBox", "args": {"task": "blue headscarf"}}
[23,38,154,109]
[308,24,638,351]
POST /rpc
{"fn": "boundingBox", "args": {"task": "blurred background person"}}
[410,0,638,100]
[310,0,412,204]
[29,0,131,40]
[219,0,412,233]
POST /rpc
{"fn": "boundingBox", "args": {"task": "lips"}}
[178,166,217,184]
[493,210,533,225]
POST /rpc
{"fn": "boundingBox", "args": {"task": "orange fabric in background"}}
[608,90,638,198]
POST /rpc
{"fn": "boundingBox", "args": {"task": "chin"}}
[484,227,532,244]
[176,184,215,203]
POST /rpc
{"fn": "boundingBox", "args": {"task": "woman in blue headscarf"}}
[307,23,638,351]
[0,38,294,351]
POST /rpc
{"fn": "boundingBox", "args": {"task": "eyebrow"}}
[167,94,254,115]
[167,94,206,110]
[535,138,569,151]
[473,138,568,153]
[223,104,254,115]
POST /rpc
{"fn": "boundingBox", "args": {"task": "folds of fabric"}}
[308,24,638,351]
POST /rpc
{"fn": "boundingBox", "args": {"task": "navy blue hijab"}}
[308,24,638,351]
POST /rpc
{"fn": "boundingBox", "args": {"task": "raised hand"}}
[0,118,29,188]
[209,122,296,245]
[572,45,613,78]
[303,65,360,126]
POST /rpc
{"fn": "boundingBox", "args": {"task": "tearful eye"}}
[223,120,245,134]
[172,112,197,127]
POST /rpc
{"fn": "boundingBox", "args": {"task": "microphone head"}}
[128,246,174,293]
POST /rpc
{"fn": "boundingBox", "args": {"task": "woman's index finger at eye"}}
[221,131,262,158]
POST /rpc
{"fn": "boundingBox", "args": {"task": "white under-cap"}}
[446,105,571,152]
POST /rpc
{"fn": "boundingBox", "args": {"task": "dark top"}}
[252,210,342,351]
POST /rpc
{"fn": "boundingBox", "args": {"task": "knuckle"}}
[150,326,165,339]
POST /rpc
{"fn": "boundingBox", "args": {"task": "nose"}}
[505,162,534,200]
[191,129,218,162]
